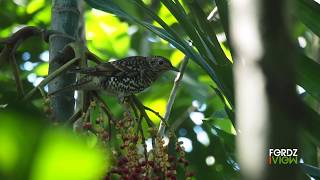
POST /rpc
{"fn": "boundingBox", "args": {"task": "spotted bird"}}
[50,56,179,98]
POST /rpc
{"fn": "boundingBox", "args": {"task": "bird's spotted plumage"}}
[64,56,178,97]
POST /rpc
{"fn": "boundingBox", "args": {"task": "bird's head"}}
[149,56,179,73]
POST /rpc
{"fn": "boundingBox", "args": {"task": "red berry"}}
[133,136,139,143]
[134,167,142,173]
[120,167,129,174]
[166,171,174,177]
[83,122,92,129]
[148,161,155,167]
[118,157,128,166]
[170,176,177,180]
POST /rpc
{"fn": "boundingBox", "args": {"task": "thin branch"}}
[122,96,139,123]
[91,92,115,140]
[85,50,102,64]
[9,55,24,97]
[0,27,44,96]
[0,27,55,66]
[128,95,156,148]
[0,26,77,99]
[65,108,82,126]
[139,125,149,168]
[131,102,139,122]
[23,56,80,101]
[0,26,42,47]
[158,56,189,136]
[143,105,168,128]
[38,86,47,99]
[143,105,164,120]
[92,91,115,123]
[0,28,80,101]
[130,95,155,128]
[136,111,143,135]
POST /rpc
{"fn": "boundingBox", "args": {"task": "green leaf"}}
[34,62,48,76]
[187,0,227,64]
[215,0,233,54]
[84,0,188,57]
[84,0,231,103]
[86,10,130,58]
[297,52,320,101]
[30,128,109,180]
[300,163,320,178]
[160,0,219,65]
[296,0,320,37]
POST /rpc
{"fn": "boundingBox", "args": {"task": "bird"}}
[49,56,179,98]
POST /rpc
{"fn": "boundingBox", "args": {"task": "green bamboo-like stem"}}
[49,0,82,122]
[158,56,188,136]
[75,1,89,121]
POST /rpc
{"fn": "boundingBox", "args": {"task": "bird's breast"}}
[101,75,151,96]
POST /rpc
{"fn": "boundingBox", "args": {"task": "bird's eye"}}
[158,61,164,65]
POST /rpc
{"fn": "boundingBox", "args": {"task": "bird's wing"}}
[110,56,147,70]
[68,62,121,76]
[69,56,148,76]
[109,56,148,76]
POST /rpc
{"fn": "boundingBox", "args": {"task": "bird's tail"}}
[48,78,91,96]
[68,67,96,74]
[48,84,77,96]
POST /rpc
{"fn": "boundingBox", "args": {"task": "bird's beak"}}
[171,66,180,72]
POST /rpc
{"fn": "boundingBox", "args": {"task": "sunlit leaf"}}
[86,9,130,59]
[210,117,236,135]
[30,6,51,24]
[297,52,320,101]
[0,26,12,38]
[154,3,178,26]
[296,0,320,37]
[0,121,20,173]
[85,0,234,108]
[26,0,45,14]
[221,43,232,62]
[144,98,166,124]
[170,49,184,66]
[34,62,48,76]
[300,163,320,178]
